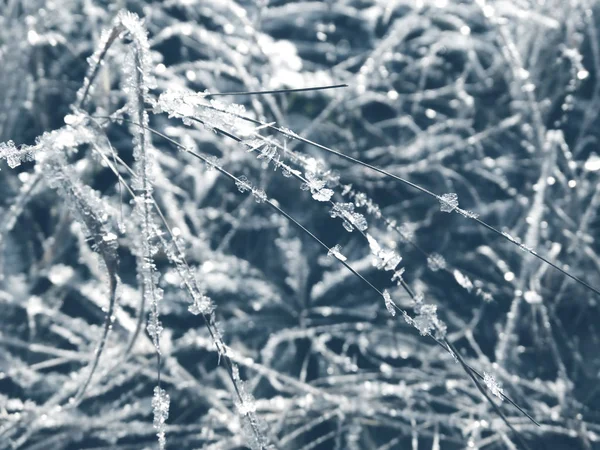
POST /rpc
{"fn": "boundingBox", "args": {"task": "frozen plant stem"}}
[88,117,272,450]
[202,84,348,97]
[186,97,600,297]
[113,117,539,446]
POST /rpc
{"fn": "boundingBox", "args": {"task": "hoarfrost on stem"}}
[439,193,459,213]
[302,171,334,202]
[483,372,504,400]
[152,386,170,450]
[0,141,34,169]
[232,364,257,416]
[383,290,396,316]
[229,364,271,450]
[404,294,447,339]
[366,233,402,272]
[327,244,347,262]
[252,188,267,203]
[236,175,252,193]
[330,202,368,232]
[188,293,214,315]
[155,90,254,135]
[427,253,447,272]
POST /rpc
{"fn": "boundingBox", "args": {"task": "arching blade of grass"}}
[202,84,348,97]
[112,116,540,448]
[71,198,119,404]
[195,101,600,298]
[77,24,124,109]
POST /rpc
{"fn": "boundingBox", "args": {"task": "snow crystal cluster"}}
[152,386,170,450]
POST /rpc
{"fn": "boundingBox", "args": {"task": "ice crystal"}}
[0,140,35,169]
[398,222,416,242]
[236,175,252,193]
[427,253,447,272]
[383,290,396,316]
[252,188,267,203]
[235,175,268,203]
[392,267,406,284]
[156,90,253,135]
[327,244,347,262]
[378,249,402,271]
[146,313,164,350]
[354,192,367,207]
[255,144,278,168]
[152,386,170,450]
[302,171,334,202]
[483,372,504,400]
[312,188,334,202]
[458,209,479,219]
[439,193,459,213]
[205,155,221,171]
[366,234,402,272]
[330,202,368,232]
[405,295,447,338]
[232,365,257,416]
[188,293,214,315]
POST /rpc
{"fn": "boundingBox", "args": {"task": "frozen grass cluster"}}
[1,1,600,449]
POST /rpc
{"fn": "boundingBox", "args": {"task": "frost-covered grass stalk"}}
[1,1,600,450]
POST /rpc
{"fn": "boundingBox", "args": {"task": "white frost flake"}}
[439,193,459,213]
[483,372,504,400]
[383,290,396,316]
[327,244,347,262]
